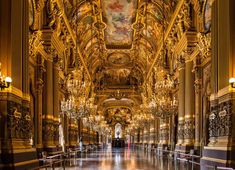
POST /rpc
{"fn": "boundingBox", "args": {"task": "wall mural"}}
[102,0,137,48]
[94,67,143,88]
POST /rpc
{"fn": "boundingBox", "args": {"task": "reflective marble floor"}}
[60,148,200,170]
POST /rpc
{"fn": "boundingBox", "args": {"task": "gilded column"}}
[159,118,170,148]
[64,114,69,151]
[69,118,78,148]
[53,62,60,148]
[42,60,55,152]
[183,60,195,150]
[149,120,155,145]
[155,118,159,145]
[140,129,143,147]
[35,56,45,150]
[193,61,202,151]
[143,125,147,145]
[176,59,185,149]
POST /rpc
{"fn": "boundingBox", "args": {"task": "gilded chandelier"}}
[67,66,85,97]
[148,73,178,118]
[60,96,90,119]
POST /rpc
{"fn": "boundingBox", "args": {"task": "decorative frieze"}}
[7,100,32,140]
[178,120,184,140]
[184,118,195,139]
[197,33,211,62]
[209,101,232,138]
[29,31,44,61]
[42,118,55,142]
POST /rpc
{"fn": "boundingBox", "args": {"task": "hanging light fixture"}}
[60,0,87,119]
[148,0,178,118]
[66,41,84,97]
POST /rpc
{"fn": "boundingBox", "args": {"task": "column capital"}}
[177,56,185,70]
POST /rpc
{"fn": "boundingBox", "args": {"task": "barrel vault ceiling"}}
[63,0,178,126]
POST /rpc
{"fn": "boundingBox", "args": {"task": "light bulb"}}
[5,76,12,83]
[229,77,235,88]
[229,77,235,84]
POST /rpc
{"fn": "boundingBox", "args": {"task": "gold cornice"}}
[146,0,185,80]
[189,48,200,62]
[1,86,30,101]
[51,33,65,57]
[174,33,188,56]
[38,46,49,60]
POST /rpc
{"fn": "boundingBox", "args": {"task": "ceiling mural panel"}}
[101,0,138,48]
[107,52,131,66]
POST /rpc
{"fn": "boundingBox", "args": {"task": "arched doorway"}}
[113,123,125,148]
[115,123,122,138]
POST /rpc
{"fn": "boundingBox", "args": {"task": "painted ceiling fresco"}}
[107,53,131,66]
[101,0,138,48]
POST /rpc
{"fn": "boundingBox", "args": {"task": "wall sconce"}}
[0,63,12,91]
[229,77,235,88]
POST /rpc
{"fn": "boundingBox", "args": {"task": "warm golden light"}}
[0,63,12,90]
[229,77,235,88]
[5,76,12,83]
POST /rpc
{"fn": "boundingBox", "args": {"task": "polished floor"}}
[61,147,200,170]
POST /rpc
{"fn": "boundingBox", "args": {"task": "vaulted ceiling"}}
[63,0,178,126]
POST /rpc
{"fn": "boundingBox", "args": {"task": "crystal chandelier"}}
[149,86,178,118]
[155,94,177,117]
[155,74,175,90]
[67,66,85,97]
[128,108,154,130]
[60,95,91,119]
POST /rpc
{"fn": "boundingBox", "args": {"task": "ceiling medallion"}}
[107,52,131,66]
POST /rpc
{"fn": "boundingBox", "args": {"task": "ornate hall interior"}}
[0,0,235,169]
